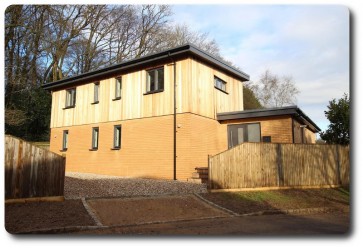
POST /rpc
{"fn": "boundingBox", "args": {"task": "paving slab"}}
[86,194,230,226]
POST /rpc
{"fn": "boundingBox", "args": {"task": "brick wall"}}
[50,115,174,179]
[50,113,227,180]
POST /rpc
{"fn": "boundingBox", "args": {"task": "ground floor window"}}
[113,125,122,149]
[91,127,99,150]
[228,123,261,149]
[62,130,68,150]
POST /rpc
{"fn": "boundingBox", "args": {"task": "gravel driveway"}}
[65,172,208,199]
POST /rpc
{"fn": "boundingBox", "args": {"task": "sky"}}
[171,4,349,134]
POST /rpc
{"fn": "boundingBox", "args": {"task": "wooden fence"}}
[209,143,350,190]
[5,135,66,200]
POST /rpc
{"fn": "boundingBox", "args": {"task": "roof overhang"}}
[217,106,321,133]
[42,43,250,91]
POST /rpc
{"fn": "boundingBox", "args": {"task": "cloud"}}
[171,5,349,132]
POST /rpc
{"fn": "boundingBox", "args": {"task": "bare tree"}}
[250,70,300,108]
[42,5,90,81]
[5,4,232,141]
[157,23,220,55]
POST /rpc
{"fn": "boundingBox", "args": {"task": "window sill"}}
[111,147,120,150]
[89,148,98,151]
[214,86,229,94]
[143,89,164,95]
[91,101,99,105]
[63,106,75,110]
[112,97,121,101]
[59,149,67,152]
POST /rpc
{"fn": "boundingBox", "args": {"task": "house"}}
[218,106,321,147]
[42,44,320,181]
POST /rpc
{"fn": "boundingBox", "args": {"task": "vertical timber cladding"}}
[50,57,245,128]
[188,58,244,119]
[50,59,183,128]
[292,119,317,143]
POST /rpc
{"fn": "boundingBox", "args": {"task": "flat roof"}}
[217,106,321,133]
[42,43,250,91]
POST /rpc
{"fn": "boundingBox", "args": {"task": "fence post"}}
[336,145,342,185]
[276,144,284,187]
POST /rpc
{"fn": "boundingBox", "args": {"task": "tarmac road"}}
[73,212,350,235]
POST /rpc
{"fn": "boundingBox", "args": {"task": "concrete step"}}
[187,178,202,184]
[192,172,208,179]
[195,167,208,173]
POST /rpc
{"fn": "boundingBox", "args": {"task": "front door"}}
[227,123,261,149]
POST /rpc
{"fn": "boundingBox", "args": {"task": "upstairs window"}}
[114,77,122,100]
[92,82,100,104]
[146,67,164,94]
[214,76,227,93]
[65,88,76,108]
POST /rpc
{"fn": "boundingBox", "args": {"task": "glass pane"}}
[66,91,70,107]
[114,126,121,147]
[147,70,155,91]
[237,127,244,144]
[115,78,121,98]
[94,83,99,102]
[93,128,99,148]
[63,131,68,149]
[71,89,76,106]
[157,68,164,90]
[247,124,261,142]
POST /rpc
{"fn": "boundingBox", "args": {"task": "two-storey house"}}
[43,44,320,180]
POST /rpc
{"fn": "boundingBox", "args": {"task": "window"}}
[228,123,261,148]
[114,77,122,100]
[113,125,122,149]
[65,88,76,108]
[146,67,164,94]
[91,127,99,150]
[62,130,68,151]
[214,76,227,93]
[92,82,99,104]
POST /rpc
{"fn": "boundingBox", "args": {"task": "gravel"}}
[64,172,208,199]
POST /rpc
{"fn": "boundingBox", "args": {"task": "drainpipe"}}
[168,52,177,180]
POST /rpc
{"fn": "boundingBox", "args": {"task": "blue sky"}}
[171,4,349,134]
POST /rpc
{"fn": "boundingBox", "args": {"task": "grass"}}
[201,187,350,214]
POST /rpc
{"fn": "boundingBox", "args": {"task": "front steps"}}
[187,167,208,184]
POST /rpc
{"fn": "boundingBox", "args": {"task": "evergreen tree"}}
[320,93,350,145]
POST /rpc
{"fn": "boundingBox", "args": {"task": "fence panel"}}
[209,142,350,190]
[5,135,66,199]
